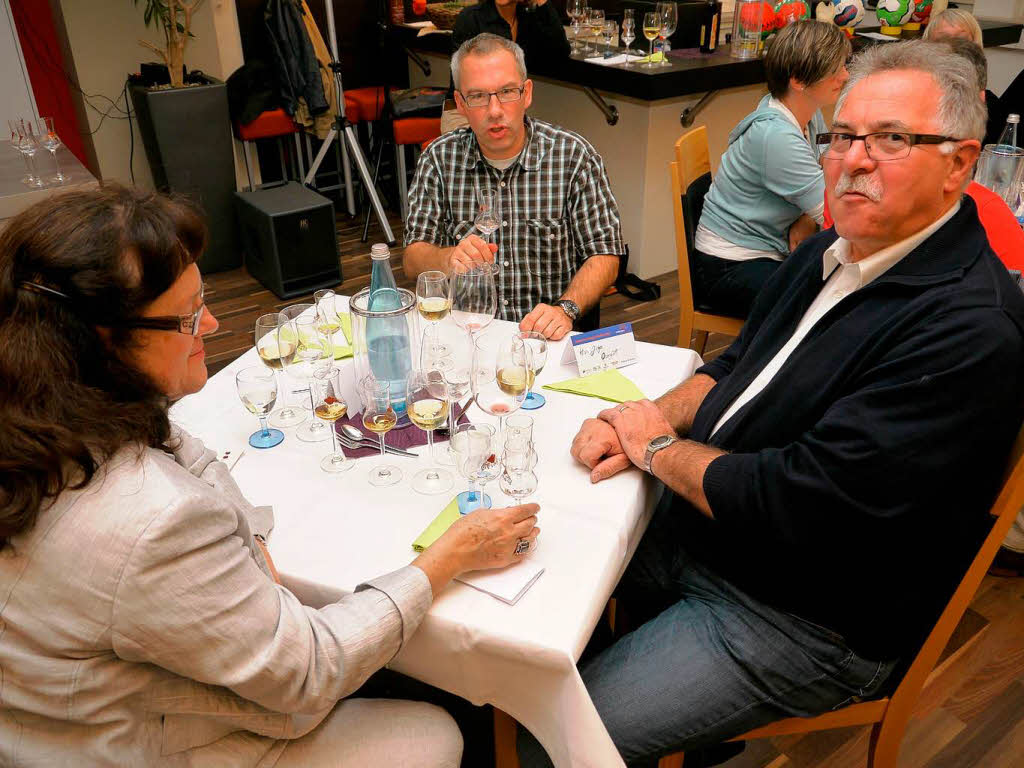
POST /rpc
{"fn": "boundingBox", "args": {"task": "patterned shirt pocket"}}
[525,218,572,278]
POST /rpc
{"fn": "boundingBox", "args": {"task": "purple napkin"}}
[335,402,470,459]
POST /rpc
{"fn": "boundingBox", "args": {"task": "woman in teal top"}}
[693,21,851,317]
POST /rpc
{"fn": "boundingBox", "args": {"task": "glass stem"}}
[330,422,338,455]
[52,149,62,177]
[27,153,39,178]
[20,152,31,175]
[379,433,386,457]
[426,427,434,457]
[258,415,270,437]
[468,478,478,502]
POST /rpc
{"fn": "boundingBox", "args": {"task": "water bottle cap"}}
[370,243,390,259]
[1009,114,1020,123]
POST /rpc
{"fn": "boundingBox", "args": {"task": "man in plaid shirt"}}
[403,33,623,340]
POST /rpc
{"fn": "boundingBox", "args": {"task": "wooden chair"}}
[669,126,744,354]
[658,423,1024,768]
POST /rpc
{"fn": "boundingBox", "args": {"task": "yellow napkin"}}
[542,369,645,403]
[637,51,666,63]
[333,313,353,360]
[412,497,461,552]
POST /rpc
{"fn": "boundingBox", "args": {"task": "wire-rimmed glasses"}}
[36,117,68,183]
[236,366,284,449]
[360,375,402,486]
[406,368,454,495]
[472,330,529,435]
[449,263,497,336]
[255,312,306,429]
[281,305,333,442]
[312,366,352,473]
[452,423,501,514]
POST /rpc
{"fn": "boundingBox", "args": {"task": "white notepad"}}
[457,560,544,605]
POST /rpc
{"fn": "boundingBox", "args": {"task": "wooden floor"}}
[203,211,1024,768]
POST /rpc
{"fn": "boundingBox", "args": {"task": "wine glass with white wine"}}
[281,306,333,442]
[643,12,660,68]
[417,270,450,359]
[360,375,402,487]
[255,312,306,428]
[472,330,530,435]
[235,366,284,449]
[406,368,454,495]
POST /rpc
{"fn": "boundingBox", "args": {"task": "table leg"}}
[494,708,522,768]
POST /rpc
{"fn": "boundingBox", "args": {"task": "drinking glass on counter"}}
[313,289,348,362]
[657,2,678,66]
[472,330,529,435]
[567,0,585,53]
[406,368,454,495]
[312,367,352,474]
[621,18,636,64]
[282,306,333,443]
[37,116,68,184]
[643,12,660,68]
[416,270,450,358]
[449,263,497,336]
[8,118,43,188]
[588,9,605,51]
[235,366,284,449]
[516,331,548,410]
[452,423,501,514]
[602,20,618,55]
[360,376,402,487]
[255,312,306,428]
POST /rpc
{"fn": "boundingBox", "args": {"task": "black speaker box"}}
[234,182,341,299]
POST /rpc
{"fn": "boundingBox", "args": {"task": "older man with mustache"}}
[518,40,1024,767]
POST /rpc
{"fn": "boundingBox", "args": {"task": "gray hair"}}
[451,33,527,90]
[836,40,987,144]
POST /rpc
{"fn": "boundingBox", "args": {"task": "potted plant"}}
[129,0,240,272]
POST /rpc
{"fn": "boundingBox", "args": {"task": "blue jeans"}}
[518,499,897,768]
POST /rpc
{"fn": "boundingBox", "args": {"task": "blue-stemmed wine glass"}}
[236,366,284,448]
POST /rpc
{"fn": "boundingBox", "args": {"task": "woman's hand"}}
[412,504,540,597]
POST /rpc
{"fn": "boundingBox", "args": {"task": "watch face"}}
[650,435,674,449]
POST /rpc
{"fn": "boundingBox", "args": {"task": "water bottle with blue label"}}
[367,243,412,417]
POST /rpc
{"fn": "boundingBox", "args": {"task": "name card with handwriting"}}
[561,323,638,375]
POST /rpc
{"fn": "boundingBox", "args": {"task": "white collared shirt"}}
[709,201,961,438]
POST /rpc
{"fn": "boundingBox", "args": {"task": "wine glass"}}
[282,306,332,442]
[621,19,636,64]
[504,414,534,445]
[602,20,618,56]
[255,312,306,429]
[420,323,454,373]
[567,0,584,53]
[36,117,68,183]
[499,437,539,503]
[8,119,40,186]
[657,2,678,67]
[235,366,284,449]
[417,270,450,358]
[516,331,548,410]
[472,188,500,244]
[428,329,472,466]
[588,9,605,53]
[360,376,402,486]
[472,330,529,435]
[643,12,660,68]
[313,289,347,362]
[452,423,501,514]
[312,367,352,473]
[406,368,454,495]
[449,263,497,335]
[9,119,42,188]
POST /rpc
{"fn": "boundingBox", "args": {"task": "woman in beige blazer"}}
[0,185,540,767]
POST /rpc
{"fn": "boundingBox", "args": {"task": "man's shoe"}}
[989,546,1024,577]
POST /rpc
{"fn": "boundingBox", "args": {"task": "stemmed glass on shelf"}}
[588,9,605,54]
[657,2,678,67]
[8,119,42,188]
[472,330,530,435]
[360,376,402,487]
[642,12,660,69]
[452,423,502,514]
[235,366,284,449]
[406,368,454,495]
[602,20,618,57]
[312,366,352,473]
[621,11,636,65]
[567,0,585,54]
[255,312,306,428]
[281,305,333,442]
[416,270,451,361]
[449,262,497,336]
[36,117,68,184]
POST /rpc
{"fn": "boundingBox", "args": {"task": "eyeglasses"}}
[458,85,526,109]
[123,289,207,336]
[816,132,964,161]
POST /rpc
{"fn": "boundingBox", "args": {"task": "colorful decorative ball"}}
[830,0,865,30]
[773,0,811,29]
[876,0,913,31]
[739,1,777,39]
[910,0,934,25]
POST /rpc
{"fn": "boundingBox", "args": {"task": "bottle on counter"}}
[367,243,412,417]
[700,0,723,53]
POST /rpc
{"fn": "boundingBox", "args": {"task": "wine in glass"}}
[255,312,306,429]
[472,330,529,435]
[657,2,678,67]
[282,307,333,442]
[360,376,402,486]
[516,331,548,410]
[416,270,450,359]
[452,423,501,514]
[588,9,605,53]
[37,117,68,183]
[449,263,497,335]
[406,368,454,495]
[312,367,353,474]
[313,289,347,359]
[235,366,284,449]
[643,12,660,68]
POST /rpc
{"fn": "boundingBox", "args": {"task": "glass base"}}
[412,467,454,495]
[457,490,493,515]
[249,427,284,449]
[25,176,44,188]
[521,391,546,410]
[51,172,69,183]
[296,421,331,442]
[369,464,402,486]
[269,407,307,428]
[321,452,354,473]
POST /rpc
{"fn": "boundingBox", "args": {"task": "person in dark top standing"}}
[452,0,570,67]
[518,40,1024,767]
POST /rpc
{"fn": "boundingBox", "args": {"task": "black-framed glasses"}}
[123,289,207,336]
[458,84,526,109]
[816,132,964,161]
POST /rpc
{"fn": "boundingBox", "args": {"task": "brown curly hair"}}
[0,184,206,543]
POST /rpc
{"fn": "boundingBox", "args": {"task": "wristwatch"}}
[643,434,678,475]
[556,299,580,322]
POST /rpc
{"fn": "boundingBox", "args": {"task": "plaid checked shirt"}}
[404,117,624,322]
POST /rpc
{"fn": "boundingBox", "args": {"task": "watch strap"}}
[644,435,678,475]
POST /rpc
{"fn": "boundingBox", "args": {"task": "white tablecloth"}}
[170,302,702,768]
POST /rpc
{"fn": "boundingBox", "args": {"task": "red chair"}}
[393,116,441,220]
[232,109,304,191]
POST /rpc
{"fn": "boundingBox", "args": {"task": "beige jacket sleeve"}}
[109,470,431,716]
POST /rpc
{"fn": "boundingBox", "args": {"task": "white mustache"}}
[834,173,883,202]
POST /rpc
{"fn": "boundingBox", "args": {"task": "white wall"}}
[976,0,1024,96]
[0,0,37,130]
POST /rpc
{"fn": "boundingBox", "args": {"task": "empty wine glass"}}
[621,19,636,64]
[602,20,618,56]
[255,312,306,429]
[8,119,42,188]
[449,263,497,335]
[504,414,534,445]
[472,188,500,244]
[406,368,454,495]
[312,367,352,473]
[420,324,454,372]
[36,117,68,183]
[499,437,539,503]
[429,329,472,466]
[657,2,678,67]
[236,366,284,449]
[360,376,402,486]
[516,330,548,411]
[567,0,585,53]
[452,423,501,514]
[282,306,332,442]
[417,270,450,358]
[472,330,529,435]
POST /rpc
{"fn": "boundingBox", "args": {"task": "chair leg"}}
[277,137,287,182]
[395,143,409,222]
[242,140,255,191]
[693,331,709,356]
[293,133,306,182]
[493,708,521,768]
[866,716,905,768]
